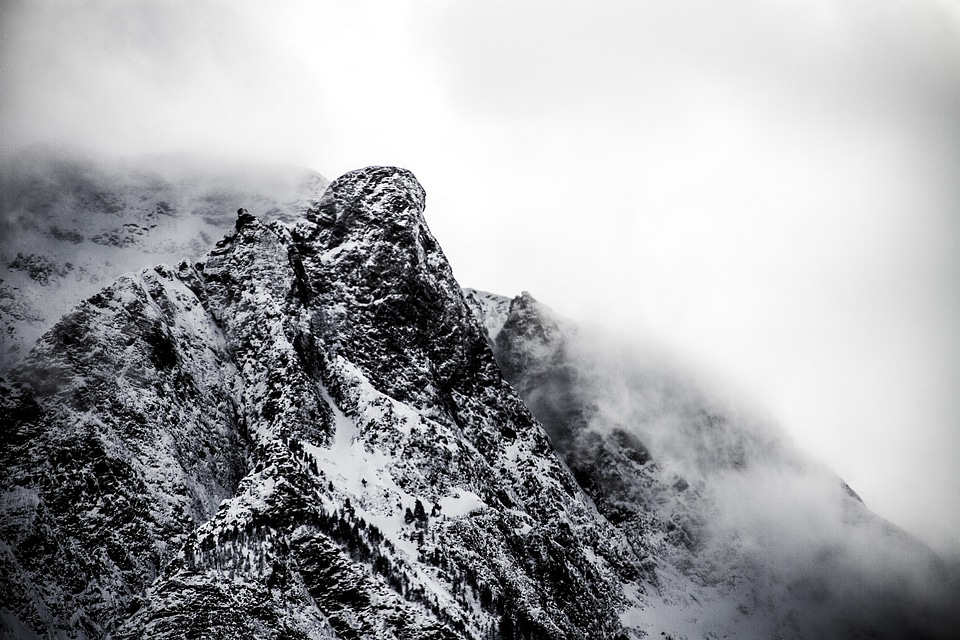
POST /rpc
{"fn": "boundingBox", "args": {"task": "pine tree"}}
[414,498,427,522]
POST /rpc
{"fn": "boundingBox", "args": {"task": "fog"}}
[3,0,960,561]
[490,297,960,636]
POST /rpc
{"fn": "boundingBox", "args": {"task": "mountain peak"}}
[306,165,425,236]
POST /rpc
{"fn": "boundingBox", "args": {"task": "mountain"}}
[465,290,960,639]
[0,146,329,373]
[1,164,645,639]
[1,153,958,639]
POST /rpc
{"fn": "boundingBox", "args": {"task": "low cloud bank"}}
[486,292,960,638]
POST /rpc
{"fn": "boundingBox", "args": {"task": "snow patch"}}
[437,489,485,519]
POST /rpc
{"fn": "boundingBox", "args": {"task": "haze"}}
[2,0,959,559]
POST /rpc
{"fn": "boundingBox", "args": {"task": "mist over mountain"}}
[0,146,329,372]
[466,289,960,638]
[1,152,958,639]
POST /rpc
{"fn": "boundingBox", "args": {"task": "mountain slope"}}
[1,166,648,640]
[465,289,960,639]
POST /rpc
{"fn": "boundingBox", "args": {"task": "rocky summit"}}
[2,160,958,639]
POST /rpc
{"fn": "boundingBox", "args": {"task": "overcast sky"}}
[3,0,960,558]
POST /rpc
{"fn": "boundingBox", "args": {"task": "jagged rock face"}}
[1,266,250,639]
[298,167,473,410]
[1,166,647,639]
[0,147,330,373]
[466,289,960,640]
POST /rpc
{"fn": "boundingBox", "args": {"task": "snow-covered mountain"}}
[0,146,329,372]
[1,163,644,639]
[1,152,957,639]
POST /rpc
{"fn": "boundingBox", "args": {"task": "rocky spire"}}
[305,166,427,239]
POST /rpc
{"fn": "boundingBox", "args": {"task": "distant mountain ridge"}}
[0,146,329,372]
[1,152,957,639]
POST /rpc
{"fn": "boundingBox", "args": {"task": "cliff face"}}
[1,166,645,640]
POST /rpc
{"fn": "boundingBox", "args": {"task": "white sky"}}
[3,0,959,558]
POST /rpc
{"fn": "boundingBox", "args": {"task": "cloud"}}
[3,0,960,563]
[498,301,960,636]
[412,0,960,562]
[2,1,348,164]
[417,0,960,140]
